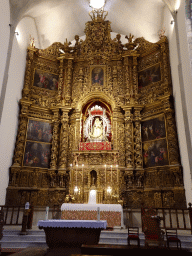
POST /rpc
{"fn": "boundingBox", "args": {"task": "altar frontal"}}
[61,203,123,228]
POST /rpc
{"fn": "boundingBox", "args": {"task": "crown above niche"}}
[89,7,108,22]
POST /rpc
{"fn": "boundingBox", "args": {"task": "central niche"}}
[81,100,112,143]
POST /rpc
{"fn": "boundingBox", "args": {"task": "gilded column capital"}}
[133,105,143,121]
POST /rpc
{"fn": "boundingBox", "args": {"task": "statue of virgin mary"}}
[89,118,103,140]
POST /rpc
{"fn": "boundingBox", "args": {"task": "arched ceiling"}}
[10,0,178,49]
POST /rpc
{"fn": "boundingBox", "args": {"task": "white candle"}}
[82,164,84,182]
[116,165,118,183]
[111,165,112,183]
[97,207,100,221]
[105,165,106,183]
[70,164,72,182]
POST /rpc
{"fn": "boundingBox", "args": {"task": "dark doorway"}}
[90,170,97,187]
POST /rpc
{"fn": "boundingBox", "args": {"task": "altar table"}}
[37,220,107,249]
[61,203,123,228]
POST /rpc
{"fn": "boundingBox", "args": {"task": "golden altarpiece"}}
[6,9,186,209]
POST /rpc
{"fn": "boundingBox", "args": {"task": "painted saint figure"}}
[92,68,103,85]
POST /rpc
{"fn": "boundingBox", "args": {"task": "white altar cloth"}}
[37,219,107,229]
[61,203,122,212]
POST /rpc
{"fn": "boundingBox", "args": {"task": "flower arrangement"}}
[65,194,75,203]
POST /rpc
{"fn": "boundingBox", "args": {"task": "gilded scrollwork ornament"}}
[22,48,38,100]
[12,105,29,166]
[165,109,180,165]
[50,108,60,170]
[65,59,73,105]
[58,109,69,169]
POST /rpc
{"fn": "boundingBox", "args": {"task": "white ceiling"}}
[10,0,177,49]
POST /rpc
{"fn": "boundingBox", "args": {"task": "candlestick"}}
[82,164,84,182]
[76,165,78,185]
[111,165,112,183]
[105,165,106,183]
[69,170,71,182]
[116,165,118,183]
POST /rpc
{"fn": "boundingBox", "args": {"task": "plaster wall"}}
[0,16,39,205]
[162,2,192,205]
[0,0,10,95]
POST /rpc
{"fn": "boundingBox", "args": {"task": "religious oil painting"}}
[92,67,104,85]
[23,141,51,168]
[143,139,168,168]
[27,119,52,143]
[33,69,59,90]
[138,63,161,89]
[141,115,166,142]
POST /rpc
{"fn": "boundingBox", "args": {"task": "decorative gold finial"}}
[125,33,134,43]
[125,33,137,51]
[29,35,36,48]
[63,38,72,53]
[89,7,108,22]
[158,27,166,39]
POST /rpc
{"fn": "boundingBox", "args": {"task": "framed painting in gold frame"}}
[23,141,51,168]
[27,119,53,143]
[90,66,106,87]
[32,69,59,91]
[141,115,166,142]
[138,63,161,89]
[143,139,169,168]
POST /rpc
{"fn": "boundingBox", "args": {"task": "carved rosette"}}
[58,109,69,169]
[50,108,60,170]
[124,107,134,169]
[22,48,37,100]
[133,106,143,169]
[12,101,31,166]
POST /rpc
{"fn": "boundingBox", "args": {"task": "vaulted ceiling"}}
[10,0,178,49]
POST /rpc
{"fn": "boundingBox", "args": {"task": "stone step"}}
[2,235,46,242]
[1,228,192,252]
[3,230,45,236]
[1,241,47,249]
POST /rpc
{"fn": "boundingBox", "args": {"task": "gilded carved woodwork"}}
[5,9,186,208]
[133,107,143,170]
[50,108,60,170]
[124,107,134,169]
[58,109,70,169]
